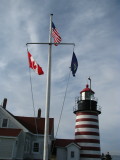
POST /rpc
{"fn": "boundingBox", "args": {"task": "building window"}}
[27,141,30,153]
[33,142,39,153]
[25,139,30,153]
[2,119,8,127]
[71,151,74,158]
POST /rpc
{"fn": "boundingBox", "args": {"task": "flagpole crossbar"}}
[26,15,76,160]
[26,42,75,46]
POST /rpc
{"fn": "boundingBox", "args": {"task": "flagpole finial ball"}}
[50,14,53,16]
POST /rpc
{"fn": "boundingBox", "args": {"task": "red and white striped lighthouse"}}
[74,83,101,160]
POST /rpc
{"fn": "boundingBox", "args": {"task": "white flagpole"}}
[43,14,53,160]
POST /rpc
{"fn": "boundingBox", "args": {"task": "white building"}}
[53,139,81,160]
[0,99,54,160]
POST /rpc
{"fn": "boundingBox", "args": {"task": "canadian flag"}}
[28,52,44,75]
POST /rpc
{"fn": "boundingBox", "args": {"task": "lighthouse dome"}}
[80,84,95,101]
[80,84,94,94]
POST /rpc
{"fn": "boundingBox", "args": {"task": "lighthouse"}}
[73,81,101,160]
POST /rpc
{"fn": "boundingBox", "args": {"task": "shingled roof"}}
[54,139,81,148]
[0,128,22,137]
[14,116,54,134]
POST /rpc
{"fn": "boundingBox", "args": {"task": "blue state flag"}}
[71,52,78,77]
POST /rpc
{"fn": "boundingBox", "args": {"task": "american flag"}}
[52,22,62,46]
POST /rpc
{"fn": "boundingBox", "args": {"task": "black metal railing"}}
[73,104,102,113]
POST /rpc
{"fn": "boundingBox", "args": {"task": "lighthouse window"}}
[71,151,74,158]
[85,92,91,99]
[81,92,85,100]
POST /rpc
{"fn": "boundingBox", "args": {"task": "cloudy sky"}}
[0,0,120,155]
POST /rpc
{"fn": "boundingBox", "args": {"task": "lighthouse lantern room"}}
[74,82,101,160]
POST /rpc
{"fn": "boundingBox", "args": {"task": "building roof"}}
[0,128,22,137]
[0,105,54,135]
[66,142,81,149]
[80,84,95,94]
[54,139,81,148]
[14,116,54,134]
